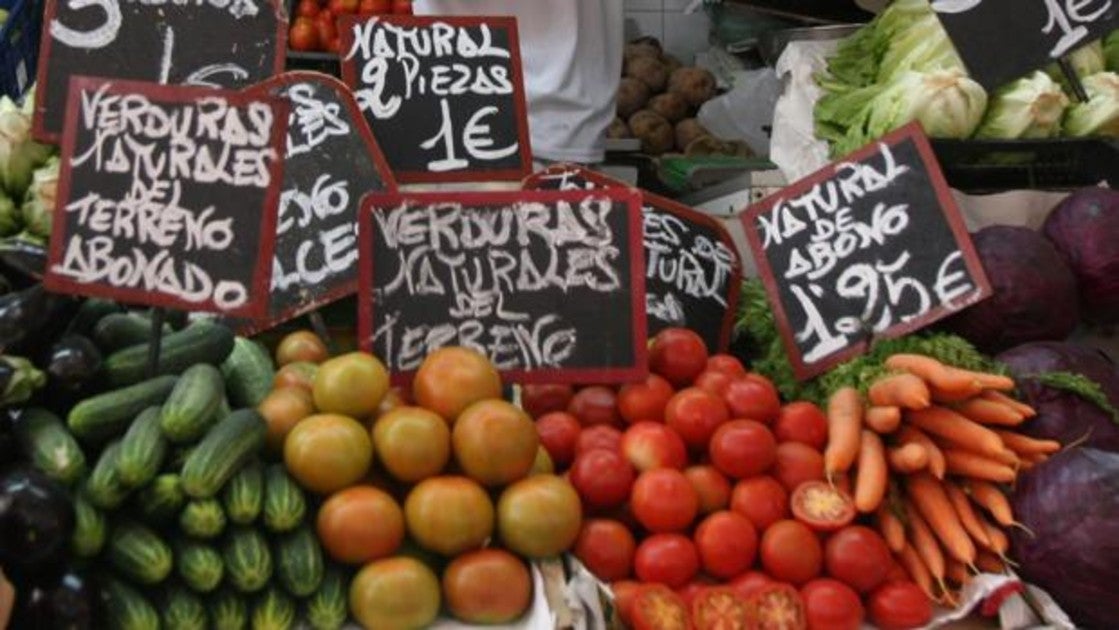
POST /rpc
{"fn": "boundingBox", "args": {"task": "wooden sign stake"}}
[308,311,337,356]
[1057,58,1090,103]
[147,307,166,378]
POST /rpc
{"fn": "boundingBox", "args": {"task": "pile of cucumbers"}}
[13,310,349,630]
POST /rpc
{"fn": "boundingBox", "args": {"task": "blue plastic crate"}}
[0,0,43,100]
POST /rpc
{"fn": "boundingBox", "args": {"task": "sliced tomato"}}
[632,584,694,630]
[790,481,856,532]
[692,587,754,630]
[750,583,807,630]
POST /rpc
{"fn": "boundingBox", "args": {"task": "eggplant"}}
[0,237,47,287]
[0,286,79,357]
[13,568,97,630]
[0,410,17,468]
[0,466,74,576]
[44,336,102,397]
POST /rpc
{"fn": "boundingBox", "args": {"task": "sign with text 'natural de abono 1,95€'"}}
[44,78,287,318]
[932,0,1118,90]
[359,190,648,384]
[338,16,533,184]
[740,123,992,380]
[33,0,287,143]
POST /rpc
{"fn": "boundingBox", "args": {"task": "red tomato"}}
[709,420,777,479]
[694,511,757,580]
[631,469,699,533]
[694,370,733,397]
[325,35,341,53]
[774,402,829,449]
[289,17,320,51]
[575,425,623,456]
[692,587,753,630]
[801,579,864,630]
[730,571,773,600]
[632,584,693,630]
[650,328,709,387]
[676,577,717,609]
[296,0,320,17]
[760,520,822,585]
[884,560,909,584]
[621,422,688,472]
[522,384,575,419]
[328,0,357,13]
[665,388,729,451]
[730,476,789,532]
[750,583,807,630]
[357,0,389,13]
[574,519,636,582]
[634,534,701,588]
[612,581,643,627]
[315,11,337,46]
[824,526,891,594]
[790,481,856,532]
[706,354,747,377]
[684,466,731,515]
[569,386,621,426]
[569,449,635,510]
[391,0,412,13]
[724,375,781,424]
[617,374,674,424]
[772,442,825,492]
[536,412,581,468]
[868,581,933,630]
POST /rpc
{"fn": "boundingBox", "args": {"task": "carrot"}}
[980,390,1037,418]
[884,354,980,395]
[907,473,977,565]
[905,406,1007,459]
[963,480,1015,527]
[981,518,1010,557]
[903,501,946,582]
[865,406,902,434]
[825,387,863,478]
[992,430,1061,456]
[976,550,1007,574]
[958,370,1015,392]
[930,384,982,404]
[945,557,972,586]
[990,447,1021,468]
[887,443,929,474]
[897,543,935,599]
[943,482,992,549]
[951,397,1025,427]
[877,504,906,553]
[868,373,931,410]
[855,431,888,513]
[898,427,946,479]
[943,450,1017,483]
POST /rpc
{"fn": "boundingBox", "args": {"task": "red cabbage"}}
[944,226,1079,353]
[1011,448,1119,629]
[997,341,1119,451]
[1042,188,1119,325]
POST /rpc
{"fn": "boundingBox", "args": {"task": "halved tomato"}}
[692,587,753,630]
[632,584,693,630]
[750,583,807,630]
[790,481,856,532]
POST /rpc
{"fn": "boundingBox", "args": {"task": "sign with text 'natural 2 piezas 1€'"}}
[359,189,648,384]
[739,123,992,380]
[33,0,287,143]
[225,71,397,336]
[932,0,1118,90]
[338,15,532,184]
[44,77,287,318]
[522,165,743,353]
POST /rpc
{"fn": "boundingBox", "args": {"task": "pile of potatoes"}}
[612,38,732,156]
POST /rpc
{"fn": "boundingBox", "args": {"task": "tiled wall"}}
[624,0,712,64]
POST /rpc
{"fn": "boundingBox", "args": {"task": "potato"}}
[661,54,684,77]
[675,118,709,151]
[616,77,651,118]
[628,109,674,155]
[668,67,717,107]
[624,38,662,62]
[625,56,669,93]
[606,117,631,139]
[648,92,689,123]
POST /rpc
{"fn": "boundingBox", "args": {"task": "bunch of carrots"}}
[822,353,1060,605]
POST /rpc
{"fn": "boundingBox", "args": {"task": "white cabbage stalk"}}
[1064,72,1119,137]
[975,71,1070,139]
[1049,40,1106,83]
[1106,30,1119,72]
[0,88,53,199]
[0,192,18,237]
[21,157,59,239]
[868,69,988,139]
[876,14,965,82]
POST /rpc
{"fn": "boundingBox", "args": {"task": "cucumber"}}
[262,465,306,534]
[166,445,197,472]
[102,576,160,630]
[116,406,167,488]
[251,586,296,630]
[224,527,273,594]
[222,460,264,525]
[305,568,348,630]
[160,364,225,443]
[83,440,130,510]
[211,588,249,630]
[103,321,235,387]
[163,585,208,630]
[179,498,227,539]
[92,312,166,353]
[135,473,186,524]
[107,520,173,585]
[13,407,86,485]
[222,337,275,408]
[67,298,123,338]
[275,525,324,598]
[67,375,178,443]
[181,410,267,499]
[177,540,224,594]
[71,494,107,558]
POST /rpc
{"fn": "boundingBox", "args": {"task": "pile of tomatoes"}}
[289,0,413,53]
[522,328,936,630]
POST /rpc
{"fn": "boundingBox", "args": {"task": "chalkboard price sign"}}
[227,71,397,335]
[45,77,287,318]
[739,123,991,379]
[33,0,287,143]
[524,165,742,352]
[358,189,647,384]
[933,0,1118,89]
[338,15,532,184]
